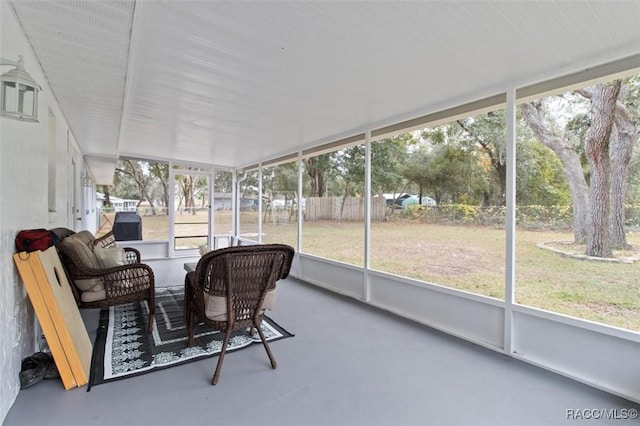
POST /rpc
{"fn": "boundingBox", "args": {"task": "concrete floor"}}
[5,278,640,426]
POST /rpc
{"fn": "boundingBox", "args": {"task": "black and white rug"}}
[89,287,293,388]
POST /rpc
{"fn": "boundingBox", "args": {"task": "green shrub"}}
[404,203,577,230]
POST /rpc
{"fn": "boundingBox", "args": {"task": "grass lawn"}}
[101,211,640,332]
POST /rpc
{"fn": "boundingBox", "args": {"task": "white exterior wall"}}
[0,4,83,421]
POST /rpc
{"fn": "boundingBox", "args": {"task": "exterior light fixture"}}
[1,55,40,122]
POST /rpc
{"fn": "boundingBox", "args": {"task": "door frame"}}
[168,165,214,257]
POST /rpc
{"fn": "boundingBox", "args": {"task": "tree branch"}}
[455,119,497,165]
[575,88,594,99]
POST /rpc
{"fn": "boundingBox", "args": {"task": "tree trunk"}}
[608,97,636,248]
[102,185,112,207]
[482,191,491,207]
[496,162,507,206]
[520,103,590,242]
[340,182,350,220]
[305,157,326,197]
[179,176,197,215]
[142,189,158,216]
[584,81,620,257]
[163,184,169,214]
[578,83,635,250]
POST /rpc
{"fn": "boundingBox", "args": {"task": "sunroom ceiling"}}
[9,1,640,184]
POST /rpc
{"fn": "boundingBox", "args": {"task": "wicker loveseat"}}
[56,230,155,332]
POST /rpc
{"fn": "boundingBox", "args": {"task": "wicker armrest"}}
[100,263,155,298]
[123,247,141,264]
[94,231,116,248]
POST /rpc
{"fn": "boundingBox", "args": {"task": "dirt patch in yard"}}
[379,241,496,276]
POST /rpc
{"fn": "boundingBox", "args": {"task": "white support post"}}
[297,152,303,252]
[167,161,176,257]
[504,87,517,354]
[209,169,215,248]
[231,169,238,241]
[258,166,263,243]
[364,130,372,301]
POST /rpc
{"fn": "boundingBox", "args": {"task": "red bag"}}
[15,229,58,253]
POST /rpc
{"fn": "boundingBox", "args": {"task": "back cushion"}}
[60,231,101,269]
[72,230,97,245]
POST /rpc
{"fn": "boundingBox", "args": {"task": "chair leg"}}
[147,302,155,334]
[147,312,154,333]
[212,330,232,385]
[183,284,191,325]
[186,308,194,347]
[255,320,277,369]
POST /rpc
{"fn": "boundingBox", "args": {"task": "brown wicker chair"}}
[56,230,155,333]
[184,243,295,384]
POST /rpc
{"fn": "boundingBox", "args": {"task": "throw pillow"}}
[93,247,127,268]
[199,244,212,256]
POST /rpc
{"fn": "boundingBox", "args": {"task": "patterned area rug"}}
[89,286,293,388]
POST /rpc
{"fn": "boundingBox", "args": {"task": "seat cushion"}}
[74,278,103,292]
[76,280,105,301]
[203,290,276,321]
[80,287,106,302]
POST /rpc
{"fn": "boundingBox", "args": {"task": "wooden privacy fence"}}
[305,197,386,221]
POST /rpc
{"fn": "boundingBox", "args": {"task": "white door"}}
[169,167,213,255]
